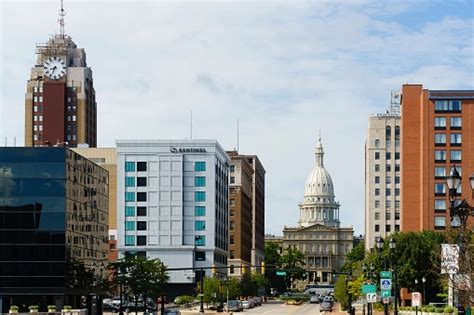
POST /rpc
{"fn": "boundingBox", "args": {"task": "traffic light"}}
[211,264,217,276]
[261,262,265,274]
[241,265,246,274]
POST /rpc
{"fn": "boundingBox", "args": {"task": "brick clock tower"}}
[25,2,97,147]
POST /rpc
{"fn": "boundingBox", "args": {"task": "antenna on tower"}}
[58,0,66,37]
[236,118,240,152]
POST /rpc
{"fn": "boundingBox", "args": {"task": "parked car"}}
[102,303,120,313]
[242,300,251,309]
[310,295,320,304]
[320,301,333,312]
[227,300,243,312]
[252,297,262,306]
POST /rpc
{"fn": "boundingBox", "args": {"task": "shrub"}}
[62,306,72,311]
[444,306,455,313]
[47,306,56,309]
[9,306,19,311]
[435,307,445,313]
[29,305,39,311]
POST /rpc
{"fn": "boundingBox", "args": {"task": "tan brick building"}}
[401,85,474,231]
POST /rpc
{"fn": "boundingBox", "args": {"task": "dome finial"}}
[315,130,324,166]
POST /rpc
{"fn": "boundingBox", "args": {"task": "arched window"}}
[395,126,400,140]
[375,139,380,148]
[386,126,392,140]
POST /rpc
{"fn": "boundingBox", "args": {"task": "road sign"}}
[276,271,287,276]
[380,271,392,278]
[366,293,378,303]
[380,279,392,290]
[412,292,422,307]
[382,297,390,304]
[362,284,377,293]
[381,290,391,298]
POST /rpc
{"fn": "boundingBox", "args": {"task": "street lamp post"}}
[118,266,124,315]
[446,166,474,309]
[91,262,105,315]
[422,277,426,306]
[200,268,204,314]
[377,237,388,315]
[389,237,398,315]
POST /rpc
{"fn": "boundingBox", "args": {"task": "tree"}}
[202,277,220,305]
[280,246,306,290]
[264,242,285,294]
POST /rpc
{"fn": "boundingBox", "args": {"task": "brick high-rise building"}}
[401,85,474,231]
[24,3,97,147]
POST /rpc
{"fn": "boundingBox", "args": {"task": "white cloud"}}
[1,0,473,236]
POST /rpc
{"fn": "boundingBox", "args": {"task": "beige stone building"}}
[364,92,401,250]
[269,136,353,286]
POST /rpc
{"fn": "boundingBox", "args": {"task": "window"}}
[125,206,135,217]
[395,126,400,140]
[375,212,380,220]
[386,140,391,149]
[375,152,380,160]
[34,134,38,141]
[137,162,147,172]
[395,140,400,148]
[395,201,400,209]
[449,100,462,111]
[137,207,147,216]
[34,125,38,131]
[230,199,236,206]
[137,177,147,187]
[72,115,76,121]
[125,192,135,202]
[375,164,380,172]
[195,251,206,261]
[230,250,235,259]
[435,150,446,162]
[195,176,206,187]
[375,176,380,184]
[195,221,206,231]
[386,164,391,172]
[375,200,380,208]
[195,235,206,246]
[450,166,462,176]
[435,117,446,128]
[386,176,391,184]
[125,177,135,187]
[125,235,135,246]
[125,162,135,172]
[435,183,446,195]
[375,139,380,148]
[230,176,235,184]
[375,189,380,196]
[386,225,391,232]
[230,265,234,273]
[386,126,391,139]
[39,125,43,131]
[395,211,400,219]
[451,117,462,129]
[451,133,462,145]
[386,152,391,160]
[230,210,235,216]
[435,167,446,178]
[39,86,43,92]
[434,134,446,145]
[33,86,38,92]
[434,216,446,228]
[195,206,206,216]
[137,236,147,246]
[195,191,206,201]
[395,152,400,160]
[451,150,462,162]
[386,188,391,196]
[34,96,38,102]
[137,192,147,202]
[195,162,206,171]
[435,200,446,211]
[395,188,400,196]
[230,236,234,244]
[230,165,235,172]
[435,100,448,111]
[137,221,147,230]
[230,221,235,230]
[34,116,38,122]
[395,176,400,184]
[395,225,400,232]
[125,221,135,231]
[386,200,391,208]
[34,106,38,112]
[375,225,380,232]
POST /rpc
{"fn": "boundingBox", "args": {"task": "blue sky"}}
[1,0,473,236]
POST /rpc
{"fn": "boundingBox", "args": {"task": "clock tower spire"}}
[58,0,66,37]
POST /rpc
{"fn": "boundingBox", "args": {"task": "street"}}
[222,300,342,315]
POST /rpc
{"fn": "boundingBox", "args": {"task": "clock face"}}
[44,56,66,80]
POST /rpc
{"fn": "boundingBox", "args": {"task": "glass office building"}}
[0,147,108,312]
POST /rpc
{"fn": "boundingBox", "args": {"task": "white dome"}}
[304,136,335,198]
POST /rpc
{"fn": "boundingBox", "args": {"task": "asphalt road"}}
[241,300,324,314]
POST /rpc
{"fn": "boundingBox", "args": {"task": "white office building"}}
[116,140,230,283]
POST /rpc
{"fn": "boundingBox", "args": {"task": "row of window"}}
[33,86,43,93]
[374,211,400,220]
[33,105,43,112]
[125,192,148,202]
[374,188,400,196]
[434,116,462,128]
[374,176,400,184]
[435,166,462,178]
[375,164,400,172]
[33,96,43,102]
[374,200,400,209]
[435,150,461,162]
[125,235,146,246]
[125,177,147,187]
[435,183,462,195]
[434,133,462,145]
[125,161,147,172]
[375,152,400,160]
[125,221,147,231]
[33,125,43,131]
[125,206,147,216]
[374,224,400,232]
[435,100,462,112]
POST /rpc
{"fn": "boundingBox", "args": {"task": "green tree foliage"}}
[264,242,284,293]
[202,277,220,304]
[280,246,306,289]
[334,274,348,309]
[228,277,241,299]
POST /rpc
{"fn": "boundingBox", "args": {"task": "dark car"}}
[320,301,333,312]
[227,300,243,312]
[102,303,120,313]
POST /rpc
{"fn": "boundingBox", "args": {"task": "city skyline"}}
[1,0,473,235]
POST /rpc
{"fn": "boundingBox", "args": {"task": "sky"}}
[1,0,473,236]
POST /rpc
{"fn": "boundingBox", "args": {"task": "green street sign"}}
[380,271,392,278]
[362,284,377,293]
[381,290,391,298]
[276,271,287,276]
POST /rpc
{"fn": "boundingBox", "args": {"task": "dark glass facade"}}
[0,148,108,312]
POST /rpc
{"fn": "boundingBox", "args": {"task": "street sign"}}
[412,292,422,307]
[380,271,392,278]
[381,290,391,298]
[276,271,287,276]
[382,297,390,304]
[380,279,392,290]
[366,293,378,303]
[362,284,377,294]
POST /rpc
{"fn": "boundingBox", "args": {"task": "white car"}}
[242,300,251,309]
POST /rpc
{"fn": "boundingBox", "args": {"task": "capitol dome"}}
[304,137,334,199]
[298,135,340,228]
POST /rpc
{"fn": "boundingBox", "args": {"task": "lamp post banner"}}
[441,244,459,274]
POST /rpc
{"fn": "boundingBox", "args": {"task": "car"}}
[310,295,320,304]
[227,300,243,312]
[102,303,120,313]
[242,300,251,309]
[323,296,334,305]
[320,301,333,312]
[252,297,262,306]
